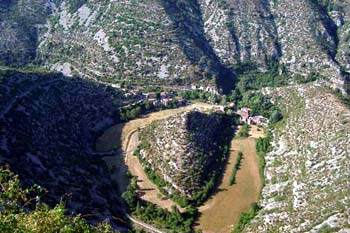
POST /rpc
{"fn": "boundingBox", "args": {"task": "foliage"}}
[229,151,243,185]
[0,165,117,233]
[120,99,182,121]
[122,174,196,233]
[232,91,283,124]
[241,93,274,117]
[121,177,138,211]
[134,147,190,208]
[180,89,220,104]
[332,88,350,107]
[236,69,320,93]
[0,66,58,75]
[270,110,283,124]
[256,137,271,153]
[136,113,235,207]
[231,203,260,233]
[133,203,196,233]
[237,125,250,138]
[237,71,288,92]
[317,224,340,233]
[256,135,272,189]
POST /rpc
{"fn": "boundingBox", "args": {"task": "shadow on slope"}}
[183,111,235,202]
[0,0,51,66]
[226,0,281,65]
[160,0,236,94]
[0,69,128,228]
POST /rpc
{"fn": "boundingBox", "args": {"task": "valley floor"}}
[97,102,218,210]
[126,131,184,211]
[96,103,265,232]
[196,126,263,233]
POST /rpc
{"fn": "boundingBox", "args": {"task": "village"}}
[118,84,268,127]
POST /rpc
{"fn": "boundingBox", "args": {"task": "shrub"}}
[238,125,250,138]
[229,151,243,185]
[231,203,260,233]
[0,165,117,233]
[270,110,283,124]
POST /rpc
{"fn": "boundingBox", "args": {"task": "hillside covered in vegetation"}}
[0,165,120,233]
[138,110,234,205]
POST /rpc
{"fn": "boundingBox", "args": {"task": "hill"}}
[137,110,233,203]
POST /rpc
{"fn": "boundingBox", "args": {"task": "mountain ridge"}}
[1,0,349,93]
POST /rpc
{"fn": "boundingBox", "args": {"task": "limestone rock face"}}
[247,83,350,232]
[1,0,350,92]
[139,111,231,197]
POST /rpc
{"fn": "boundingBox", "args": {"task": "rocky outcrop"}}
[200,0,280,68]
[246,83,350,232]
[138,111,232,198]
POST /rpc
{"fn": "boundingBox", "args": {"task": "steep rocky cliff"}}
[200,0,350,90]
[1,0,349,93]
[138,111,232,199]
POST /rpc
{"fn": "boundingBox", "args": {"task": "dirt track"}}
[126,132,183,211]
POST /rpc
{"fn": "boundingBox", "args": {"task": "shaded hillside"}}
[160,0,236,93]
[0,69,127,227]
[0,166,119,233]
[0,0,51,66]
[138,111,233,201]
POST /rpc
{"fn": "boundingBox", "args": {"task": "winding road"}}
[127,214,166,233]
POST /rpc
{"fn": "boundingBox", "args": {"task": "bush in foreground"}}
[0,165,117,233]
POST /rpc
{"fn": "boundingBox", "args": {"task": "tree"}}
[122,177,138,210]
[238,125,250,138]
[270,110,282,124]
[144,101,152,111]
[135,201,141,216]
